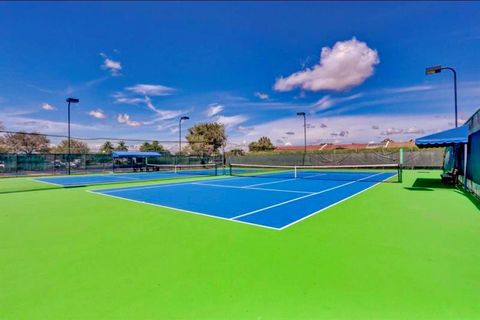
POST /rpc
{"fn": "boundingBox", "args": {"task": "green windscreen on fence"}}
[0,153,223,177]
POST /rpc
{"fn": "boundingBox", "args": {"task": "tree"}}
[186,122,226,156]
[115,140,128,151]
[139,140,166,152]
[248,136,275,152]
[2,132,50,154]
[100,141,114,154]
[52,139,90,154]
[227,148,245,157]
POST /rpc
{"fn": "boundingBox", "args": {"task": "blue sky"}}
[1,1,479,150]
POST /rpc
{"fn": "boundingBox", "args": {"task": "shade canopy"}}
[415,125,469,148]
[112,151,161,158]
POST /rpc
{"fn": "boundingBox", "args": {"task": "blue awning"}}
[112,151,161,158]
[415,125,469,148]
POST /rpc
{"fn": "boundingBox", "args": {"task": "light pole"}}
[297,112,306,165]
[66,97,79,175]
[178,116,189,158]
[425,65,458,127]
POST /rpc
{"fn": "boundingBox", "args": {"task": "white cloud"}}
[237,126,255,132]
[206,103,224,117]
[1,114,98,134]
[126,84,175,96]
[88,109,106,119]
[330,130,349,137]
[382,128,404,135]
[274,38,379,92]
[227,114,454,146]
[216,115,248,128]
[254,92,270,100]
[313,96,334,111]
[101,54,122,76]
[144,97,184,121]
[112,92,145,105]
[115,96,146,105]
[405,127,425,134]
[294,91,307,99]
[311,93,363,113]
[117,113,142,127]
[385,85,434,94]
[41,103,56,111]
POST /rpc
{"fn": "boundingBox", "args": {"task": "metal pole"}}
[179,119,182,156]
[302,113,306,166]
[453,69,458,128]
[443,67,458,128]
[303,114,307,154]
[297,112,307,166]
[464,143,468,190]
[67,100,71,175]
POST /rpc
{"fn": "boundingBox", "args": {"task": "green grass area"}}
[1,170,479,319]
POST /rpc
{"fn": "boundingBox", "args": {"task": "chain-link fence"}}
[0,153,224,177]
[226,149,445,169]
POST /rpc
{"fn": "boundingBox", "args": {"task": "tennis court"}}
[34,164,219,187]
[91,165,398,229]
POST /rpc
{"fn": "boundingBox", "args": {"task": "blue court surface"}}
[34,168,219,187]
[91,170,396,230]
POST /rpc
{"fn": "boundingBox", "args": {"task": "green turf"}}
[1,170,479,319]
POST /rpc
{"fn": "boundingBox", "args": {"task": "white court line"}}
[279,172,395,230]
[241,178,297,188]
[193,182,313,194]
[97,181,201,193]
[86,189,280,231]
[302,173,327,179]
[32,178,65,187]
[231,172,385,220]
[92,176,249,193]
[108,175,143,180]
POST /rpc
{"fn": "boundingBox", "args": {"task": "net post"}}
[294,165,297,179]
[229,164,232,176]
[174,165,178,174]
[399,148,404,183]
[463,143,468,190]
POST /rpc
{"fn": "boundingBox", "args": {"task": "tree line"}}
[0,121,276,155]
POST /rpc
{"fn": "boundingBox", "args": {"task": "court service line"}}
[193,182,313,194]
[241,178,297,188]
[230,172,385,220]
[302,173,327,179]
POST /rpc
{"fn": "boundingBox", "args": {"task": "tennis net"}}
[146,163,219,176]
[229,163,402,183]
